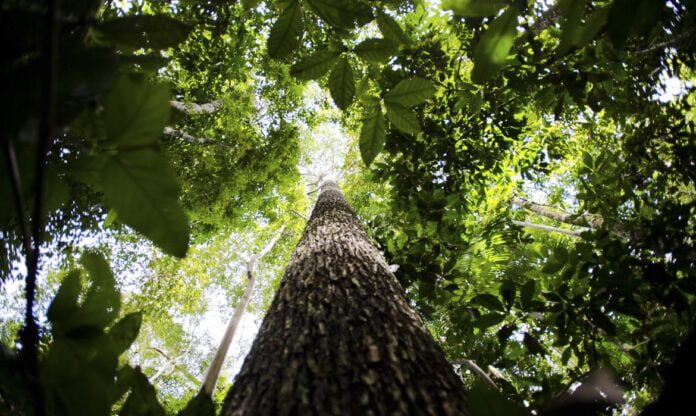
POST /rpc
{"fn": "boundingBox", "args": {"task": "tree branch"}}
[200,225,287,395]
[170,99,223,115]
[163,127,213,145]
[452,359,499,391]
[3,141,32,258]
[512,220,584,238]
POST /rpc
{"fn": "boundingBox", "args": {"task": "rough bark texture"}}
[222,180,467,416]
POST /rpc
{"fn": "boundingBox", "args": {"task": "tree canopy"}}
[1,0,695,414]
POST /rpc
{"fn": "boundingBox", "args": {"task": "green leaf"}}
[359,105,386,166]
[523,332,545,355]
[473,294,505,311]
[471,5,519,84]
[467,380,529,416]
[77,252,121,329]
[96,15,192,50]
[267,1,304,59]
[385,103,421,134]
[103,75,170,148]
[577,5,610,48]
[47,270,82,325]
[100,148,189,258]
[306,0,369,30]
[520,280,535,309]
[290,50,339,80]
[384,77,436,107]
[475,313,505,329]
[557,0,586,55]
[542,259,564,274]
[109,312,143,356]
[354,38,399,63]
[119,367,166,416]
[442,0,508,17]
[177,392,215,416]
[328,57,355,110]
[376,11,410,44]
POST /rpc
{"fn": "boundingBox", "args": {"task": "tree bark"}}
[162,127,213,145]
[170,99,223,115]
[222,180,467,415]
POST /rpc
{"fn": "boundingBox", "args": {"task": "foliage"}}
[1,0,695,414]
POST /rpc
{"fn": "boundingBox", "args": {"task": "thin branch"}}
[637,28,696,54]
[512,220,584,238]
[453,359,499,391]
[3,141,32,257]
[163,127,213,145]
[200,225,287,395]
[291,209,307,221]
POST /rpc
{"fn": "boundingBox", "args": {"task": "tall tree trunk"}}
[222,180,467,415]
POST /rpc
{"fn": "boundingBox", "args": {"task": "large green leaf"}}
[385,103,421,134]
[100,149,189,258]
[376,11,410,44]
[305,0,369,29]
[471,5,519,84]
[557,0,586,55]
[384,77,436,107]
[103,75,170,148]
[442,0,508,17]
[47,270,82,326]
[109,312,143,356]
[177,392,215,416]
[267,1,304,59]
[354,38,399,63]
[467,380,529,416]
[290,50,339,80]
[359,105,386,166]
[119,367,166,416]
[328,57,355,110]
[472,294,505,311]
[96,15,192,50]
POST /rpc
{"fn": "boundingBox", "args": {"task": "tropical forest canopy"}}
[1,0,695,414]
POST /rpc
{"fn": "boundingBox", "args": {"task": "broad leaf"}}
[376,11,410,44]
[523,332,545,355]
[359,105,386,166]
[557,0,586,55]
[47,270,82,325]
[328,57,355,110]
[267,1,304,59]
[119,367,166,416]
[109,312,143,356]
[472,294,505,311]
[177,392,215,416]
[442,0,508,17]
[306,0,370,30]
[385,103,421,134]
[103,75,170,148]
[100,148,189,258]
[475,313,505,329]
[97,15,192,50]
[384,77,436,107]
[467,380,529,416]
[290,50,339,80]
[354,38,399,63]
[471,5,520,84]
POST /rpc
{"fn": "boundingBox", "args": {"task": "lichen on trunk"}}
[222,180,467,415]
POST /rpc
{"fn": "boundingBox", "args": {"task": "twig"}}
[291,209,307,221]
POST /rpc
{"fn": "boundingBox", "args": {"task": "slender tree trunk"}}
[222,180,467,415]
[511,220,584,237]
[201,225,286,395]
